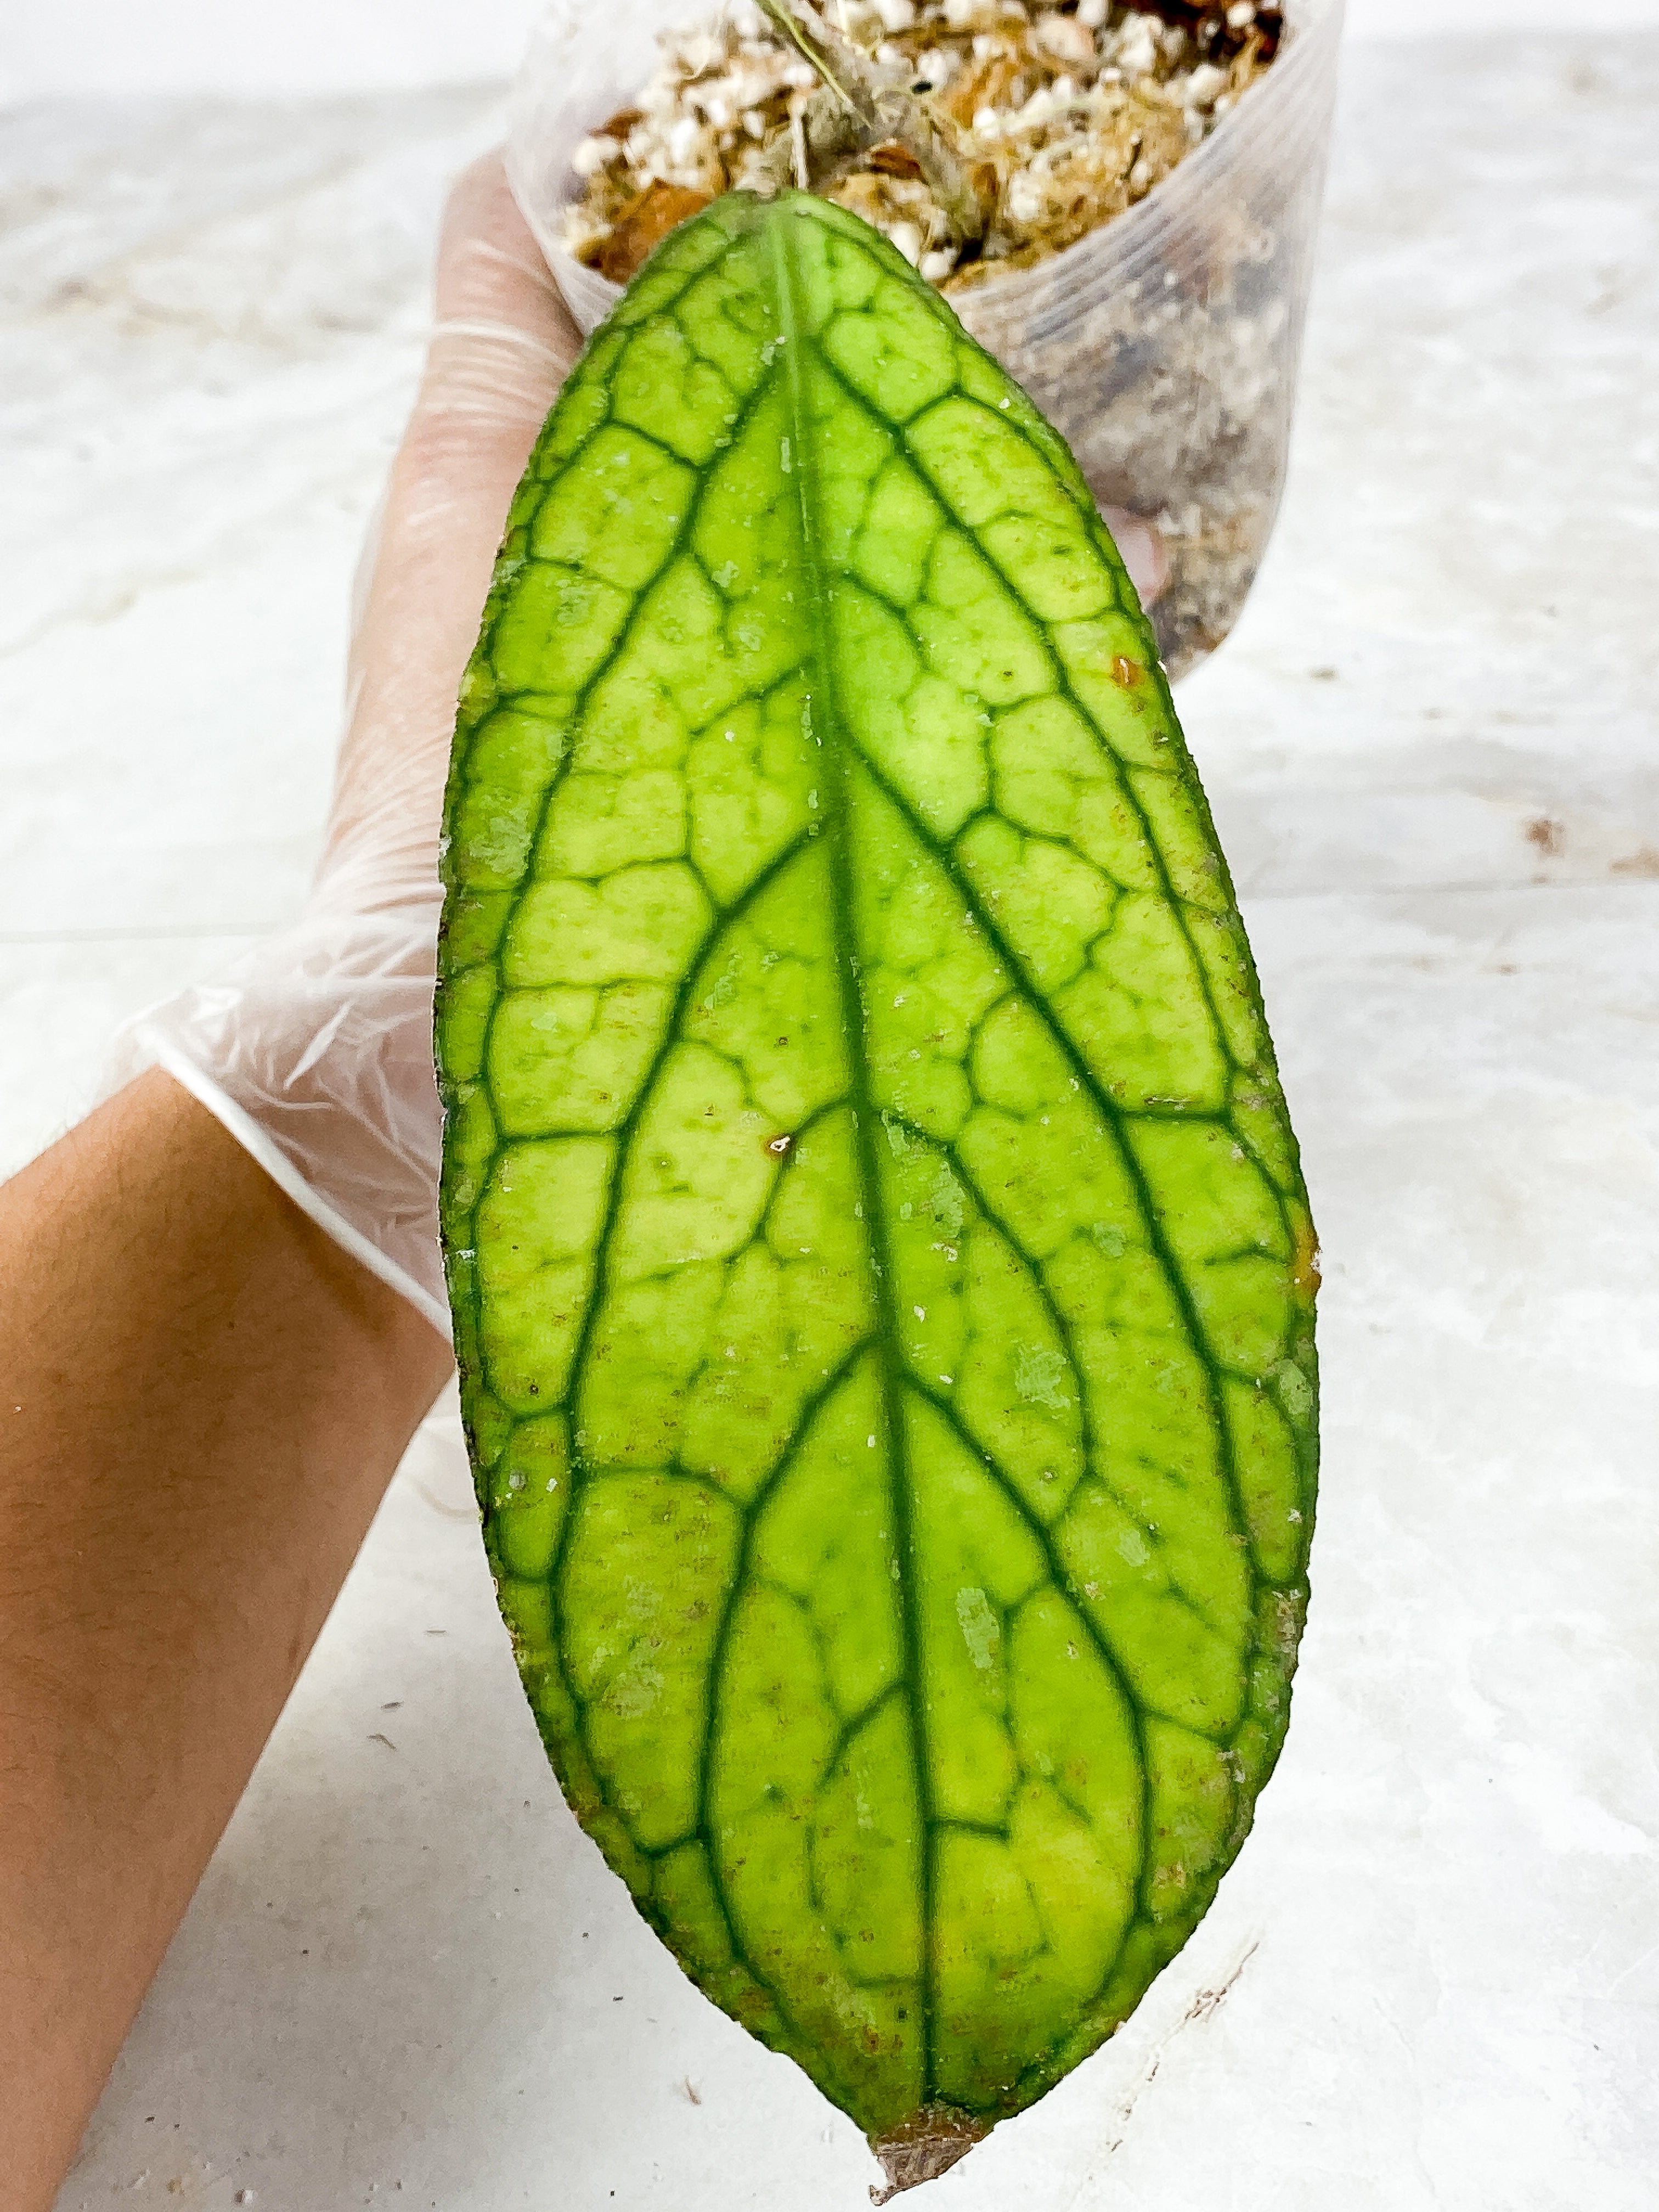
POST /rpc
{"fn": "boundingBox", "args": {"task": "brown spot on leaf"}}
[1612,845,1659,878]
[1292,1215,1321,1300]
[1525,815,1565,857]
[1110,654,1143,688]
[766,1133,794,1158]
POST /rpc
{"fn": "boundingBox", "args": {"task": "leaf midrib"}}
[770,209,942,2101]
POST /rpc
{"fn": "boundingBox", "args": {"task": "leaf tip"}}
[868,2108,986,2202]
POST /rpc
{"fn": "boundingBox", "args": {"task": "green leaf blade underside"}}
[437,192,1317,2163]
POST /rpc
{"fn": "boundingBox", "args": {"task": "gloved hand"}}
[106,157,580,1338]
[106,155,1168,1340]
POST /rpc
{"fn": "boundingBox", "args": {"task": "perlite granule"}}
[564,0,1280,287]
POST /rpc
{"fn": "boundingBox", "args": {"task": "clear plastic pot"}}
[507,0,1343,678]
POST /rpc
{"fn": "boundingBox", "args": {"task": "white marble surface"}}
[3,35,1657,2210]
[5,0,1658,103]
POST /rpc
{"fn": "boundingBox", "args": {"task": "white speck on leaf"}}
[930,1164,966,1236]
[956,1586,1000,1672]
[1014,1344,1071,1410]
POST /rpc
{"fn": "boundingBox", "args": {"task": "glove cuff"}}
[104,909,452,1341]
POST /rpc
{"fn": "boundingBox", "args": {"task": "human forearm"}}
[0,161,573,2208]
[0,1069,451,2209]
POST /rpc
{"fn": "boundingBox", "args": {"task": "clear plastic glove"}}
[105,157,579,1338]
[105,157,1168,1339]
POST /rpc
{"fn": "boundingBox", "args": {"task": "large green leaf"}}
[437,190,1317,2193]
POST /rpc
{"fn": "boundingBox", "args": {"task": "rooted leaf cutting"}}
[437,190,1316,2193]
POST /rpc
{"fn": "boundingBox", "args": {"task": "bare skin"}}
[0,1074,453,2209]
[0,159,574,2212]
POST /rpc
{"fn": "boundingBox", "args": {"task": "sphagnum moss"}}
[437,191,1316,2196]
